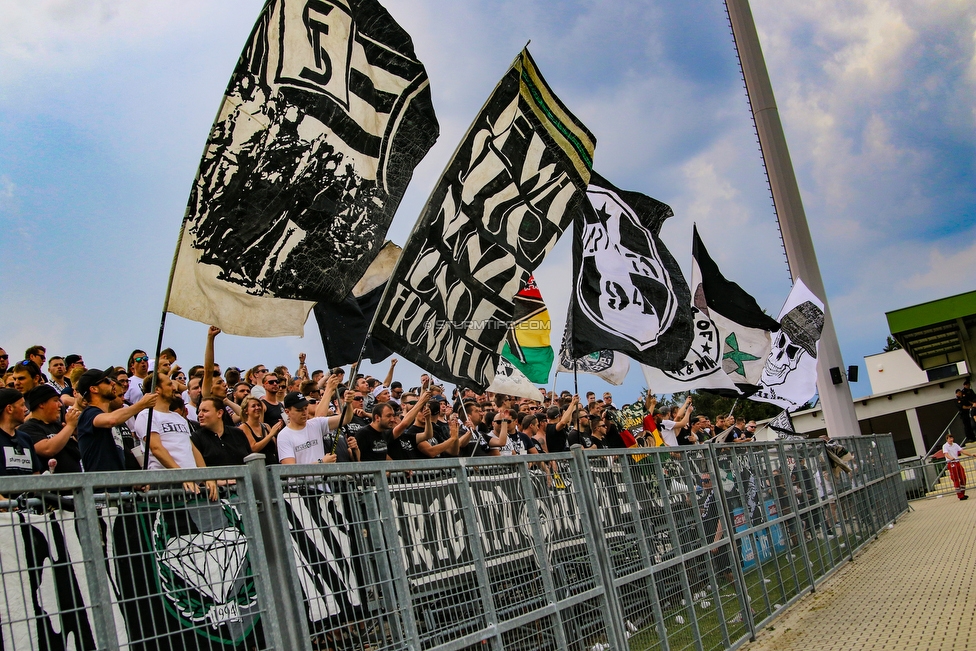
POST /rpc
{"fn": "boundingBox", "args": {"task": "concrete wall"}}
[865,349,928,394]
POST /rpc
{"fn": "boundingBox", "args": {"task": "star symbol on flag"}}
[723,332,759,376]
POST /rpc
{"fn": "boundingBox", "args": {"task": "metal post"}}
[74,485,122,651]
[776,441,816,592]
[618,453,672,651]
[517,462,571,651]
[245,454,311,651]
[570,446,631,651]
[707,441,757,641]
[725,0,861,438]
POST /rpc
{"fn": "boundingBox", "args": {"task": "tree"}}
[882,336,901,352]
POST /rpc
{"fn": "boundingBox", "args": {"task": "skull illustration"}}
[762,301,824,386]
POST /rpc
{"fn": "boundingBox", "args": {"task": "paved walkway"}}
[749,495,976,650]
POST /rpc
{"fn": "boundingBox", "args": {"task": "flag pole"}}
[142,220,189,471]
[330,361,358,455]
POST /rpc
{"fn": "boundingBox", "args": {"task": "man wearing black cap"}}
[278,390,357,464]
[77,368,156,473]
[0,389,42,476]
[18,385,82,473]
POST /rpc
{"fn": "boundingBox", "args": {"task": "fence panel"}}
[0,434,907,651]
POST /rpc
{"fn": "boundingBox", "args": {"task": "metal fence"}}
[0,434,906,651]
[898,453,976,500]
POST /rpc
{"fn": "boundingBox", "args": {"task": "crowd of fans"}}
[0,333,767,486]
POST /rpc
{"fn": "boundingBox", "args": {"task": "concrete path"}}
[749,495,976,650]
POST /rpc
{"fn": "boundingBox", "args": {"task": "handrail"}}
[924,412,959,459]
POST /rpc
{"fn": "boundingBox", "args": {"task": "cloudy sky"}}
[1,0,973,403]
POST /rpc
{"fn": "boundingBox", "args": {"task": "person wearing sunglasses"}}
[125,350,151,404]
[261,374,286,428]
[77,368,156,473]
[0,347,9,376]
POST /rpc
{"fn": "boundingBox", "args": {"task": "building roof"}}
[886,290,976,370]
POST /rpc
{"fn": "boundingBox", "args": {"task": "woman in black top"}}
[241,397,282,464]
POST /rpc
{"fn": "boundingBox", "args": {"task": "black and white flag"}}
[314,241,399,367]
[571,172,693,371]
[752,278,825,410]
[641,226,780,394]
[169,0,439,337]
[767,410,804,440]
[372,48,596,390]
[556,310,630,386]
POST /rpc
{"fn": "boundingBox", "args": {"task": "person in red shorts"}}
[942,433,976,500]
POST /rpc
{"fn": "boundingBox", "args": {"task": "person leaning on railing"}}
[942,433,975,501]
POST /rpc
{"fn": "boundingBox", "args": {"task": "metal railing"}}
[0,434,906,651]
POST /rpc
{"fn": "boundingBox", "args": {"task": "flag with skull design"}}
[751,278,825,410]
[569,172,694,370]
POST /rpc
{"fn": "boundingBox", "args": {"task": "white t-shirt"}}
[277,417,333,465]
[943,442,963,461]
[250,385,267,400]
[125,376,148,405]
[660,420,679,447]
[134,409,197,471]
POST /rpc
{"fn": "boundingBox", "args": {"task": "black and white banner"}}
[752,278,825,410]
[571,172,694,372]
[170,0,439,337]
[372,48,596,390]
[556,310,631,386]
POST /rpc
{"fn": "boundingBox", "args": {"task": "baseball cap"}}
[283,391,309,410]
[430,395,446,403]
[25,385,59,411]
[76,368,115,398]
[0,388,24,411]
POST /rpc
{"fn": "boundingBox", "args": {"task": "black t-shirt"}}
[517,432,541,454]
[568,429,595,449]
[590,436,608,450]
[0,427,41,476]
[262,400,285,428]
[355,425,389,462]
[191,426,252,467]
[17,419,83,473]
[221,405,236,429]
[387,425,421,461]
[78,406,126,472]
[546,423,568,454]
[431,420,450,444]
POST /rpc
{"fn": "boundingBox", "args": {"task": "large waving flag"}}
[372,48,596,390]
[556,310,630,385]
[642,226,780,394]
[570,172,694,371]
[501,276,555,384]
[752,278,825,410]
[169,0,439,336]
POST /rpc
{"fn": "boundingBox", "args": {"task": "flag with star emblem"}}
[570,172,694,370]
[641,226,779,394]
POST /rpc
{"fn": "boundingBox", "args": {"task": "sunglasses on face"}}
[404,401,418,406]
[133,356,149,363]
[0,355,7,360]
[265,380,279,385]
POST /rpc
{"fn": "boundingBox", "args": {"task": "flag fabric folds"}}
[372,48,596,390]
[501,275,555,384]
[314,241,399,368]
[486,357,545,402]
[169,0,439,337]
[556,310,630,385]
[752,278,825,410]
[570,172,693,371]
[767,410,804,440]
[641,226,780,394]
